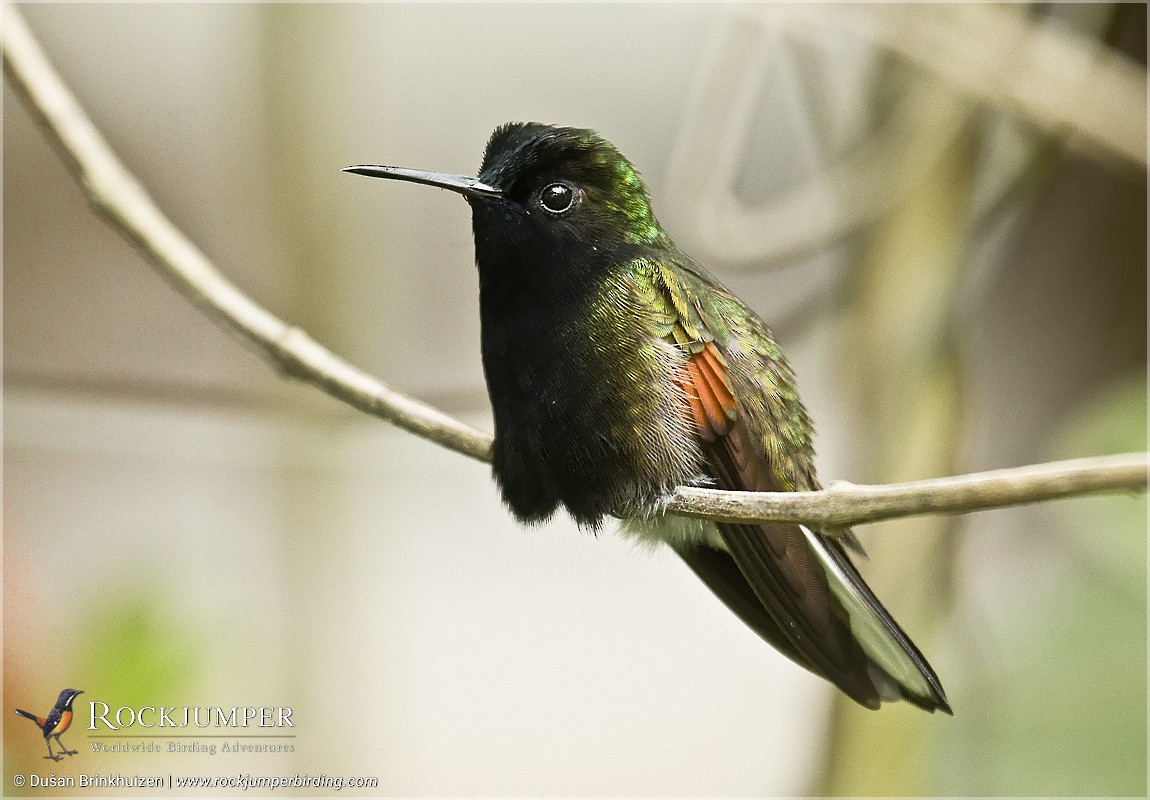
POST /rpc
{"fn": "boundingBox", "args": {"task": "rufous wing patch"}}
[678,341,737,442]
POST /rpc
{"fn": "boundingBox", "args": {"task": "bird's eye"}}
[539,182,576,215]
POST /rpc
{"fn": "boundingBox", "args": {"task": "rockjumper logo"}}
[14,688,85,761]
[88,703,294,731]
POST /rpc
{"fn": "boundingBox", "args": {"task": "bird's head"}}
[471,122,669,249]
[345,122,672,282]
[57,689,83,710]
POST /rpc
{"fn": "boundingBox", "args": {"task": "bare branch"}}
[2,3,492,464]
[667,453,1148,527]
[4,4,1145,531]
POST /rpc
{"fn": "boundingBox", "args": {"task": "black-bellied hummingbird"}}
[345,122,950,713]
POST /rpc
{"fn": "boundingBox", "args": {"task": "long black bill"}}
[342,165,501,199]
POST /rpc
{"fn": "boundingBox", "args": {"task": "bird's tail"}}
[695,422,951,713]
[14,708,45,727]
[798,523,952,713]
[692,518,951,713]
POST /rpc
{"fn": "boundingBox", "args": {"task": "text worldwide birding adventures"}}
[346,122,950,714]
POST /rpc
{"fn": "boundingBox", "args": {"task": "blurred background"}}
[4,3,1145,795]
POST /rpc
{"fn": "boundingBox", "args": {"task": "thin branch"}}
[2,3,492,464]
[4,4,1146,531]
[668,453,1147,527]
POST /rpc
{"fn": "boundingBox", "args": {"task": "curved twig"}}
[668,453,1148,527]
[2,3,492,463]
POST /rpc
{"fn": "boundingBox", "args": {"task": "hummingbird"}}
[345,122,950,714]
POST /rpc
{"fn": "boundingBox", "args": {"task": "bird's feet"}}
[43,754,62,761]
